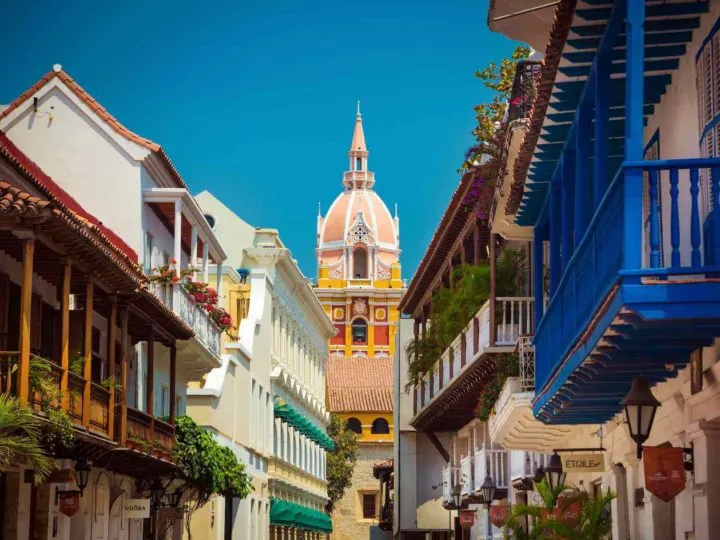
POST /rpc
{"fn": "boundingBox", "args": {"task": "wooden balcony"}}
[123,406,175,459]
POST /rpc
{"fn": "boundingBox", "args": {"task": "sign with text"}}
[123,499,151,519]
[58,491,80,517]
[644,447,685,502]
[489,505,509,528]
[562,453,605,473]
[459,509,476,529]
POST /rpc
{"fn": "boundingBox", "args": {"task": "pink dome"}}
[320,189,398,249]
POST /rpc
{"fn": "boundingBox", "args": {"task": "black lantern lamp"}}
[166,489,182,508]
[532,466,545,485]
[545,452,566,491]
[480,474,496,508]
[622,376,660,459]
[451,482,462,509]
[150,478,165,508]
[74,458,91,496]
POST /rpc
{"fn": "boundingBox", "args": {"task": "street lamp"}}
[532,466,545,485]
[621,376,660,459]
[544,452,566,491]
[74,458,91,497]
[480,474,496,540]
[166,489,182,508]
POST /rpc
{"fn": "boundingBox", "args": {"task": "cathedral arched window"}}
[346,417,362,434]
[371,418,389,434]
[353,247,368,279]
[351,318,368,345]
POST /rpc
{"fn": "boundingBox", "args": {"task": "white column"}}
[190,224,198,274]
[216,259,224,297]
[202,241,210,283]
[173,199,183,270]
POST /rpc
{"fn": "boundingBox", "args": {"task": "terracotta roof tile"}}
[0,69,189,191]
[326,356,393,413]
[0,181,52,217]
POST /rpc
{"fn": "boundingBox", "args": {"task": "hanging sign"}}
[459,509,476,529]
[556,500,582,527]
[644,447,685,502]
[123,499,151,519]
[562,453,605,473]
[489,505,509,528]
[58,491,80,517]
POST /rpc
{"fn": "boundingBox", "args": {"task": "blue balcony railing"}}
[535,157,720,401]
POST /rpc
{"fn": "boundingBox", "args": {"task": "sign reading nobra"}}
[562,453,605,473]
[124,499,151,519]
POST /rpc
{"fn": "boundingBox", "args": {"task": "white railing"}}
[474,448,509,491]
[460,455,474,495]
[442,466,460,504]
[495,297,534,346]
[510,450,551,480]
[518,335,535,391]
[415,302,491,414]
[150,282,221,357]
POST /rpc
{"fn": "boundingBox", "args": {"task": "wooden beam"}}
[17,235,35,402]
[107,296,117,440]
[60,262,71,411]
[119,307,129,446]
[425,432,450,463]
[147,330,155,445]
[82,280,94,426]
[169,342,176,423]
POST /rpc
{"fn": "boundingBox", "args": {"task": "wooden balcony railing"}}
[124,406,175,458]
[68,372,85,423]
[89,383,111,435]
[0,352,18,394]
[153,418,176,454]
[126,406,153,443]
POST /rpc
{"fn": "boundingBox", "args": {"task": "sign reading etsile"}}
[562,453,605,473]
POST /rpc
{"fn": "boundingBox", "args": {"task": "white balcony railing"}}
[510,450,552,480]
[474,448,509,491]
[518,335,535,391]
[460,455,474,495]
[414,297,537,417]
[150,282,221,356]
[495,297,534,346]
[442,465,460,504]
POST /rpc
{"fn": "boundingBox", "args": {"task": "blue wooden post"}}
[594,56,610,204]
[575,107,592,245]
[623,0,645,270]
[533,225,544,331]
[649,169,660,268]
[690,167,701,267]
[550,174,562,293]
[712,167,720,265]
[670,168,681,268]
[562,151,576,271]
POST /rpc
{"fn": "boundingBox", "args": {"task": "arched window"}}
[356,157,362,171]
[371,418,389,434]
[353,247,368,279]
[351,318,368,345]
[345,417,362,434]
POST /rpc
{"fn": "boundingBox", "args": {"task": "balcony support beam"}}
[594,56,611,203]
[562,151,576,271]
[169,343,176,423]
[533,226,545,330]
[623,0,645,270]
[190,225,198,277]
[146,329,156,444]
[107,296,117,440]
[82,279,94,427]
[575,107,593,244]
[60,261,71,411]
[202,241,210,284]
[426,432,450,463]
[17,234,34,403]
[550,176,562,294]
[119,307,129,446]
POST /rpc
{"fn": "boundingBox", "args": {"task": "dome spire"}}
[344,104,374,189]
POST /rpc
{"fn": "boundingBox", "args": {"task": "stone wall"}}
[331,444,392,540]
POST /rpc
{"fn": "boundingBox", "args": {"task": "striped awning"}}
[273,399,335,451]
[269,499,333,532]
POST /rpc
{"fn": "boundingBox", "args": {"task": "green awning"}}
[274,399,336,451]
[269,499,333,532]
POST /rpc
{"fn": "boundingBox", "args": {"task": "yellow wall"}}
[335,412,393,443]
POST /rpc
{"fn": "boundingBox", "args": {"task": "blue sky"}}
[2,0,518,281]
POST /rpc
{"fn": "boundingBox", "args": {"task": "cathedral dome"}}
[316,107,400,268]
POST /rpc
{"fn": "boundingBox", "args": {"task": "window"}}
[144,232,153,272]
[356,157,362,171]
[351,318,368,345]
[353,247,368,278]
[371,418,389,434]
[346,417,362,434]
[204,213,216,230]
[697,26,720,218]
[362,493,377,520]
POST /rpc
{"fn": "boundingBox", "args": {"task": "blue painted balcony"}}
[516,0,719,424]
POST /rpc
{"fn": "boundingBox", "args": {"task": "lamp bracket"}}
[552,447,606,453]
[683,445,694,472]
